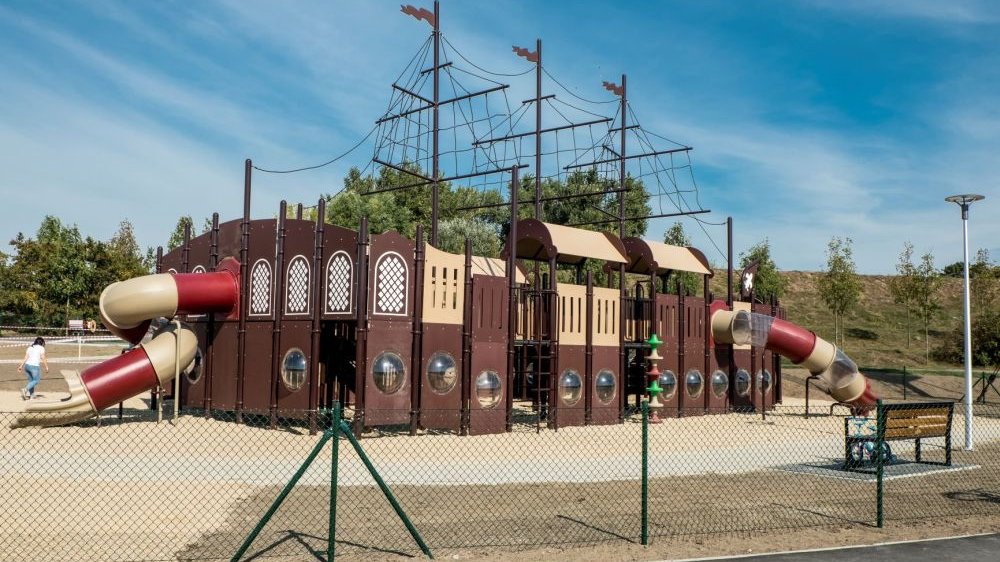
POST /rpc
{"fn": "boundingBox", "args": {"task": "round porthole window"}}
[426,352,457,395]
[559,369,583,406]
[658,370,677,400]
[475,370,502,409]
[281,348,307,392]
[183,347,204,385]
[595,369,616,405]
[372,351,406,395]
[710,370,729,399]
[757,369,773,394]
[735,369,752,397]
[685,369,704,398]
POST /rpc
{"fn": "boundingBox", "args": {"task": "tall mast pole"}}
[431,0,441,246]
[534,38,542,219]
[618,73,627,239]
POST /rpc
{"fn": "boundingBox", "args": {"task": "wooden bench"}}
[843,401,954,470]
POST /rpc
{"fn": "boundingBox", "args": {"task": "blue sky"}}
[1,0,997,273]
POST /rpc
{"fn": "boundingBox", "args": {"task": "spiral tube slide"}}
[711,304,877,413]
[13,260,240,428]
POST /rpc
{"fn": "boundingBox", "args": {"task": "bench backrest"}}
[881,402,953,440]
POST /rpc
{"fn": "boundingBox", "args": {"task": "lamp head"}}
[945,194,985,205]
[945,194,984,219]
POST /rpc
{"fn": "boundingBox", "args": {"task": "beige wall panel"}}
[423,245,465,325]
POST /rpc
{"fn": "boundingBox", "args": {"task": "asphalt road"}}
[683,533,1000,562]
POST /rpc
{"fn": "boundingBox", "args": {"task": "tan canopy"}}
[621,237,712,276]
[471,255,527,283]
[506,219,628,265]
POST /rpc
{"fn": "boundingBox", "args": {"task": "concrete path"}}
[673,533,1000,562]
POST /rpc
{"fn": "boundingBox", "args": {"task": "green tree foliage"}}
[934,309,1000,368]
[1,217,152,326]
[818,237,861,347]
[738,239,786,302]
[166,215,212,251]
[970,249,1000,313]
[663,222,698,296]
[325,166,651,288]
[437,218,502,257]
[889,241,917,348]
[912,251,942,363]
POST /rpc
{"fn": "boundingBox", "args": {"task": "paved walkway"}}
[678,533,1000,562]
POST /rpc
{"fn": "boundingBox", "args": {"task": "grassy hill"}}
[709,271,968,373]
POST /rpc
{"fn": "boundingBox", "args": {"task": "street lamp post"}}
[945,193,985,451]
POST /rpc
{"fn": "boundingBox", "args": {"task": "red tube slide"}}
[710,302,877,413]
[13,258,240,427]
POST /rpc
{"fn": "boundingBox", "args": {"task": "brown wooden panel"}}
[590,346,619,425]
[241,322,273,412]
[468,341,506,435]
[731,348,753,410]
[679,301,706,417]
[364,322,412,426]
[321,225,358,319]
[705,346,729,412]
[210,321,239,410]
[246,220,278,321]
[180,322,209,408]
[420,323,463,431]
[276,320,312,412]
[216,219,243,259]
[280,220,316,320]
[471,274,507,342]
[555,344,585,428]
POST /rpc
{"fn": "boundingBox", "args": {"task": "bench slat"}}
[885,408,950,419]
[884,426,948,439]
[886,417,949,429]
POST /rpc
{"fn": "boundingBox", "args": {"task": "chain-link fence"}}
[2,401,999,561]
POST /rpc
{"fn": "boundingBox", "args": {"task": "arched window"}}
[373,251,408,315]
[249,259,272,316]
[325,251,353,314]
[285,255,310,315]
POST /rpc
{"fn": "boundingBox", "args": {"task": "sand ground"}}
[2,342,999,561]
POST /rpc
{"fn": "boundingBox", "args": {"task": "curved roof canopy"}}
[506,219,628,265]
[621,237,712,276]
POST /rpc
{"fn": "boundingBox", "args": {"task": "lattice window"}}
[285,255,310,315]
[249,259,272,316]
[374,251,408,316]
[192,265,206,274]
[326,251,353,314]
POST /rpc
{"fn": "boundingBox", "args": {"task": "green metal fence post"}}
[641,399,649,546]
[902,367,907,401]
[339,420,434,559]
[328,403,341,561]
[232,430,333,562]
[875,399,885,528]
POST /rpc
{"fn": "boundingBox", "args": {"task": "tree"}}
[912,251,941,363]
[738,239,786,302]
[1,216,153,327]
[167,216,194,251]
[663,222,698,296]
[970,248,1000,313]
[818,237,861,347]
[437,218,502,257]
[934,309,1000,368]
[889,241,918,347]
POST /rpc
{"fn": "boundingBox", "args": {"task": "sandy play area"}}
[2,341,1000,561]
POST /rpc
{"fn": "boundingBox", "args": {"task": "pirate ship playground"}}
[18,2,877,433]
